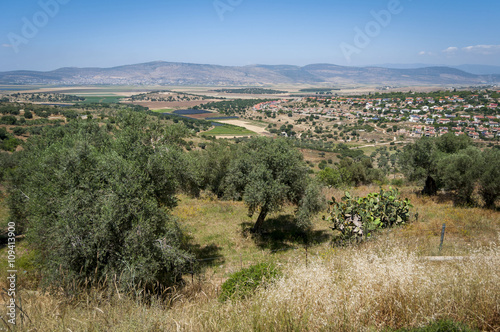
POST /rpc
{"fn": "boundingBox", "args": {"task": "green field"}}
[151,108,174,113]
[78,96,126,104]
[203,124,256,136]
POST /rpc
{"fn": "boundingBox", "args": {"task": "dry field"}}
[215,119,271,135]
[0,187,498,331]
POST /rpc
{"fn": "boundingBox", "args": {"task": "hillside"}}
[1,61,499,86]
[1,188,498,331]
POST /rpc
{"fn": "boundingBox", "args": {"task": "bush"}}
[0,152,17,182]
[326,188,412,245]
[0,115,17,125]
[8,114,193,291]
[0,137,20,152]
[390,178,405,187]
[12,127,26,136]
[219,262,281,302]
[479,148,500,208]
[0,127,7,140]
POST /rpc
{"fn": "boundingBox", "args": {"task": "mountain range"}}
[0,61,499,86]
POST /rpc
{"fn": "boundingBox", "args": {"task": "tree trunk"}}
[251,208,268,233]
[422,175,437,196]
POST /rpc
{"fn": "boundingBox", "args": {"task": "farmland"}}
[202,123,256,136]
[78,95,126,104]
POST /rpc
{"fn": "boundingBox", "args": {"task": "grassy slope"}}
[1,188,499,331]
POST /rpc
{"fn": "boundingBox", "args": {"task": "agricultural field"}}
[78,95,126,104]
[202,123,256,136]
[151,108,174,113]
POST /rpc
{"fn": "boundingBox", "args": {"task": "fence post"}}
[305,245,308,268]
[191,261,194,284]
[439,224,446,253]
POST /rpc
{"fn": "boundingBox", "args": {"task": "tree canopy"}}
[398,133,473,195]
[223,137,325,232]
[8,112,193,290]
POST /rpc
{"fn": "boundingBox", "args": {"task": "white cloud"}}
[442,47,458,54]
[2,44,13,48]
[419,51,434,56]
[462,44,500,55]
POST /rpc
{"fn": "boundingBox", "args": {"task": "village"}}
[249,89,500,141]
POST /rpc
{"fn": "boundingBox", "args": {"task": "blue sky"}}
[1,0,499,71]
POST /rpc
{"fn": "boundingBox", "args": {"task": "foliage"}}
[198,99,270,115]
[295,180,326,229]
[196,141,236,198]
[0,152,17,183]
[326,188,412,245]
[479,148,500,208]
[219,262,281,302]
[7,112,194,290]
[437,146,482,205]
[335,143,365,160]
[223,137,324,232]
[0,135,20,152]
[399,134,473,195]
[317,166,351,188]
[400,134,499,208]
[318,157,385,188]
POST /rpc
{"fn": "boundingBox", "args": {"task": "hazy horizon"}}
[2,0,500,72]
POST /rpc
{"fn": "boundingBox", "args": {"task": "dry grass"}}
[1,189,499,331]
[7,238,499,331]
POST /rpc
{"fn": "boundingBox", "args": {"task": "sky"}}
[0,0,499,71]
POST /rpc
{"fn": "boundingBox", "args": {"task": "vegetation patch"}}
[219,262,281,302]
[326,188,412,245]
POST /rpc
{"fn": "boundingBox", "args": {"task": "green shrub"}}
[8,113,194,291]
[390,178,405,187]
[219,262,281,302]
[326,188,412,245]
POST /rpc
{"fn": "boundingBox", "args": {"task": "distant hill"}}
[372,63,500,75]
[0,61,499,86]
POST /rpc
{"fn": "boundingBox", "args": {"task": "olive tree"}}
[437,146,482,205]
[9,113,192,290]
[399,134,472,195]
[479,148,500,208]
[223,137,325,232]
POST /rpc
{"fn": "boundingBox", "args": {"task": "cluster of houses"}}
[251,91,500,140]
